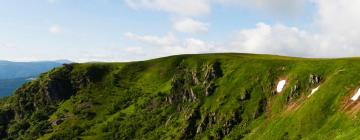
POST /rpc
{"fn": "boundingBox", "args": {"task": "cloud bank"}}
[123,0,360,59]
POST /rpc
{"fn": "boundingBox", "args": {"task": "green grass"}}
[0,53,360,140]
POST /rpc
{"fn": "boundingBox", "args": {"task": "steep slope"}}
[0,54,360,140]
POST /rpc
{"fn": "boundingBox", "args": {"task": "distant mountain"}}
[0,77,32,97]
[0,60,71,97]
[0,60,70,79]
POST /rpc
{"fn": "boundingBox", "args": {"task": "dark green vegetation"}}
[0,60,68,97]
[0,53,360,140]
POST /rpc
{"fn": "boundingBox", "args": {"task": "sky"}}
[0,0,359,62]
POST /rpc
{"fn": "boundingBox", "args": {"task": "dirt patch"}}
[342,87,360,115]
[284,95,307,114]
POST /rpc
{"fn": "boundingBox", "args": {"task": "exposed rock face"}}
[196,110,242,139]
[203,62,222,82]
[192,71,199,85]
[166,71,197,104]
[287,84,300,102]
[181,109,201,139]
[219,117,239,138]
[167,61,223,105]
[205,82,216,96]
[240,89,251,101]
[309,74,321,86]
[51,117,65,126]
[203,62,222,97]
[14,65,75,118]
[196,112,217,134]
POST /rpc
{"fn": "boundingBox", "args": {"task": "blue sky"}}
[0,0,359,62]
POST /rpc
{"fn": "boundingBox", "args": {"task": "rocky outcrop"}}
[167,62,223,105]
[195,110,243,139]
[14,64,76,118]
[204,82,216,96]
[166,74,197,104]
[203,62,222,97]
[309,74,321,86]
[181,109,201,139]
[287,84,300,102]
[51,117,65,126]
[196,112,217,134]
[240,89,251,101]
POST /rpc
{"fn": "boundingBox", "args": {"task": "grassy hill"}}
[0,53,360,140]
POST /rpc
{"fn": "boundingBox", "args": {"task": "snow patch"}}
[308,86,320,98]
[276,80,286,93]
[351,88,360,101]
[26,77,37,81]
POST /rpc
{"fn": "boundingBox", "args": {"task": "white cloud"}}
[124,46,144,54]
[124,32,178,46]
[125,0,211,17]
[125,0,307,17]
[217,0,307,17]
[173,18,209,34]
[49,25,62,34]
[45,0,360,61]
[7,0,360,62]
[314,0,360,49]
[0,41,15,48]
[124,32,217,56]
[228,23,321,57]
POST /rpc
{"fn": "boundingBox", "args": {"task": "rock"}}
[240,89,251,100]
[203,62,223,83]
[181,109,201,139]
[287,84,300,102]
[14,66,76,118]
[191,71,199,85]
[167,62,223,104]
[51,117,65,126]
[309,74,321,86]
[205,82,216,96]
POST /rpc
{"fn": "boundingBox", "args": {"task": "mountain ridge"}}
[0,53,360,139]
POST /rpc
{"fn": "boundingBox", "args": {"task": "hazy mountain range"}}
[0,60,71,97]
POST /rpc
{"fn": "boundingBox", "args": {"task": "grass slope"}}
[0,53,360,140]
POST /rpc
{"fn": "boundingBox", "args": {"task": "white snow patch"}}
[26,77,37,81]
[276,80,286,93]
[308,86,320,98]
[351,88,360,101]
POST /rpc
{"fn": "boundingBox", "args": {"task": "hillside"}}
[0,53,360,140]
